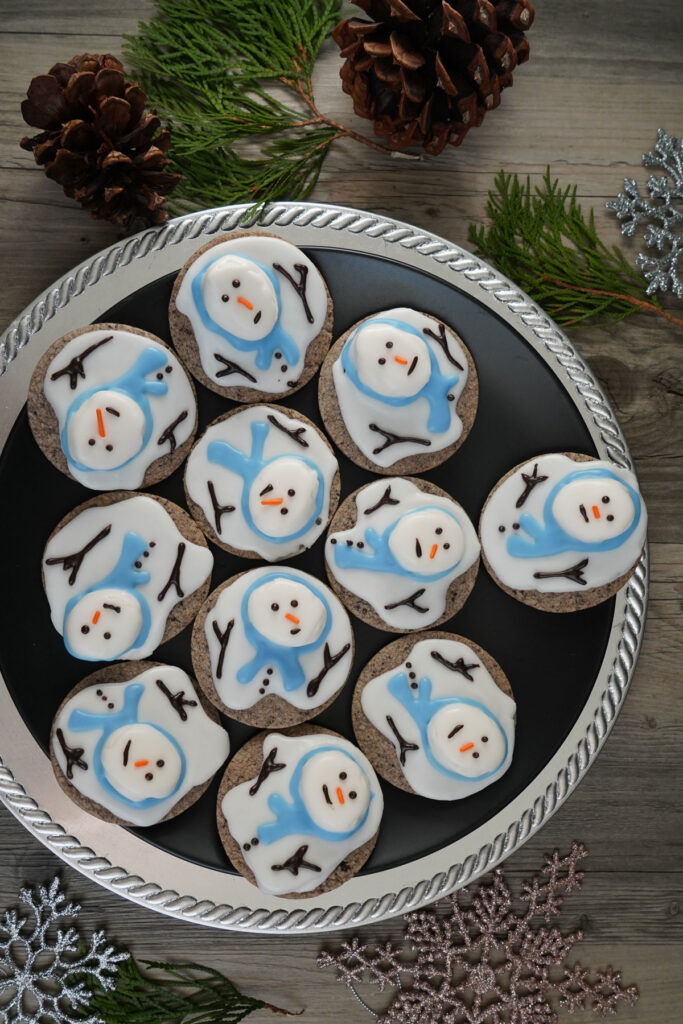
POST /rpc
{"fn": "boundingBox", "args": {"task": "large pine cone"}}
[20,54,181,233]
[334,0,535,155]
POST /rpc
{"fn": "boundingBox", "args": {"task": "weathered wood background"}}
[1,1,682,1020]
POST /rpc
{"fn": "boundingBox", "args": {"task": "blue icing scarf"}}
[63,532,152,660]
[237,572,332,691]
[62,347,168,473]
[257,745,373,845]
[191,254,299,371]
[507,466,643,559]
[340,316,461,433]
[67,682,186,810]
[207,420,325,544]
[332,507,463,582]
[388,673,508,782]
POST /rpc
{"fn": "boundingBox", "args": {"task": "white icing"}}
[202,255,279,341]
[332,308,470,467]
[43,328,196,491]
[175,235,329,393]
[184,405,339,561]
[43,494,214,661]
[352,322,431,397]
[325,477,480,630]
[66,391,146,470]
[64,589,143,660]
[101,723,183,801]
[247,577,326,648]
[221,732,383,895]
[360,636,516,800]
[299,750,371,832]
[479,454,647,593]
[387,508,464,574]
[52,665,230,826]
[204,566,353,711]
[248,459,320,539]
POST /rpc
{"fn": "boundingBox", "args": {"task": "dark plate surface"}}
[0,247,610,875]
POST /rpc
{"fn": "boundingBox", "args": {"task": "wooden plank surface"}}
[1,2,682,1021]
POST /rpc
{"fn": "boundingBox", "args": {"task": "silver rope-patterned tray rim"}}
[0,200,648,934]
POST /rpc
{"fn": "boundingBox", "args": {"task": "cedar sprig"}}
[469,168,683,329]
[123,0,388,212]
[78,955,294,1023]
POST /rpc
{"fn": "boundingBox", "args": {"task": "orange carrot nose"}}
[459,742,475,752]
[429,544,438,559]
[134,759,149,767]
[394,356,408,365]
[237,296,254,310]
[336,787,345,804]
[285,613,300,624]
[261,498,283,505]
[592,505,601,519]
[92,610,100,624]
[96,408,106,438]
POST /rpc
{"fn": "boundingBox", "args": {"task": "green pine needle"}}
[468,169,664,328]
[123,0,343,212]
[79,955,290,1024]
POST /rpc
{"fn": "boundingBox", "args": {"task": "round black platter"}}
[0,247,610,875]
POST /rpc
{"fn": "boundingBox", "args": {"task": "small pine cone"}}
[333,0,535,155]
[20,54,181,233]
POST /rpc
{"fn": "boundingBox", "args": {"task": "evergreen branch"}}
[468,169,683,329]
[123,0,389,211]
[79,956,295,1023]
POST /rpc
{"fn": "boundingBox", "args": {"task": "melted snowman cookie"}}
[192,567,354,728]
[217,726,383,897]
[479,453,647,612]
[28,325,197,490]
[353,633,515,800]
[184,405,340,561]
[43,492,213,662]
[51,662,229,826]
[170,231,333,401]
[319,308,477,473]
[325,477,480,632]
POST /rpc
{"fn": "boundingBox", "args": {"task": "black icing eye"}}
[602,495,610,504]
[81,625,89,635]
[349,791,357,799]
[145,772,153,781]
[339,771,347,780]
[288,489,295,496]
[385,341,393,348]
[232,279,240,287]
[105,444,113,452]
[435,527,443,535]
[157,759,165,767]
[378,357,386,365]
[221,294,230,302]
[291,600,298,608]
[607,514,614,521]
[271,603,279,611]
[443,543,450,550]
[472,752,480,759]
[88,438,95,446]
[482,736,488,742]
[103,632,111,640]
[280,508,288,515]
[165,365,172,374]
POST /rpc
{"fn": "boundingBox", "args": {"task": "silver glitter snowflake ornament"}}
[607,128,683,299]
[318,843,638,1023]
[0,877,127,1024]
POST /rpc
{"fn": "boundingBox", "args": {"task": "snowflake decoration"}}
[607,128,683,298]
[0,876,127,1024]
[318,843,638,1024]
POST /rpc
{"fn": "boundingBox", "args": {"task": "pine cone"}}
[333,0,535,155]
[20,54,181,233]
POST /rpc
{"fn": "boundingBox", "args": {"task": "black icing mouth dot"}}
[349,791,357,799]
[378,357,386,365]
[105,444,113,452]
[357,541,364,548]
[221,294,229,302]
[254,311,262,324]
[607,514,614,521]
[411,682,418,689]
[346,539,353,546]
[135,561,142,568]
[499,525,505,533]
[96,689,102,696]
[143,551,149,558]
[447,394,455,401]
[406,662,412,668]
[156,372,164,380]
[149,541,156,547]
[281,365,287,372]
[275,351,282,359]
[103,632,111,640]
[145,772,153,781]
[330,538,337,545]
[290,627,300,636]
[252,837,259,846]
[409,671,416,680]
[482,736,488,742]
[88,438,95,446]
[81,625,89,635]
[157,759,165,767]
[472,752,480,759]
[267,668,273,675]
[243,841,251,850]
[280,507,288,515]
[165,365,172,374]
[512,523,520,530]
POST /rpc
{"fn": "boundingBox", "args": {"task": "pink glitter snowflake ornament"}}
[318,843,638,1023]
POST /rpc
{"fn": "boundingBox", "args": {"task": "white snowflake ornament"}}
[0,877,127,1024]
[607,128,683,298]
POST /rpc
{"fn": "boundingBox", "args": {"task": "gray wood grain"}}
[1,1,682,1021]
